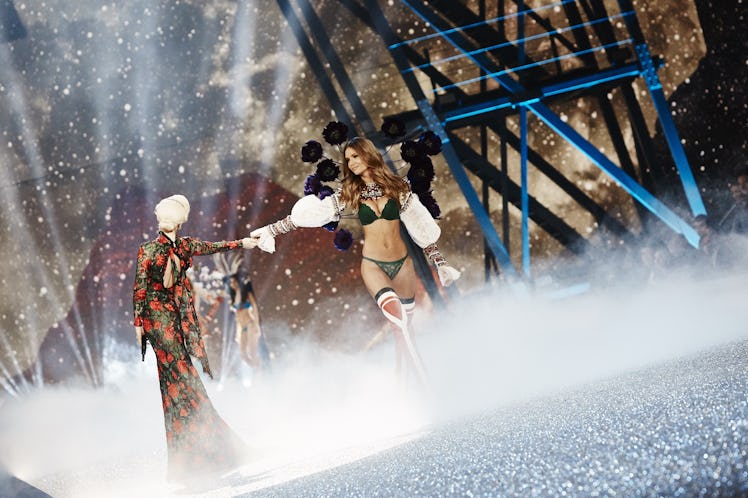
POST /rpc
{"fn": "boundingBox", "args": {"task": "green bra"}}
[359,199,399,225]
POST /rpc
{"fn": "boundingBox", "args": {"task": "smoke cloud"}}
[1,238,747,497]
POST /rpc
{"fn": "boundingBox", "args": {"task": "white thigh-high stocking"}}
[375,288,427,385]
[400,296,416,323]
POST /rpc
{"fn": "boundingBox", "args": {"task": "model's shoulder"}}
[140,237,171,251]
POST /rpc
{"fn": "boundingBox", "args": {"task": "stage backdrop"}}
[0,0,743,389]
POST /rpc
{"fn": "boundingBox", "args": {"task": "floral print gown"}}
[133,232,248,481]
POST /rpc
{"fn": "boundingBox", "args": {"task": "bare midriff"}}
[361,218,407,261]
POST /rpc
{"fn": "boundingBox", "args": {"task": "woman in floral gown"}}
[132,194,256,482]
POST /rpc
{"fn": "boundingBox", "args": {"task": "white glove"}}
[437,265,461,287]
[249,226,276,253]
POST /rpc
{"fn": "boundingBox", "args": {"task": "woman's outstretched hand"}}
[437,265,461,287]
[242,237,258,249]
[249,226,276,253]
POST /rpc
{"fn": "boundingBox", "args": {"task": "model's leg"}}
[388,259,426,384]
[361,257,427,385]
[400,296,416,324]
[249,308,271,368]
[374,287,406,368]
[375,288,427,385]
[398,296,417,382]
[245,320,262,369]
[235,325,248,366]
[257,331,272,370]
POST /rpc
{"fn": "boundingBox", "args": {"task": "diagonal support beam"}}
[529,104,698,246]
[276,0,353,125]
[294,0,377,135]
[449,133,587,252]
[614,0,704,216]
[634,44,705,216]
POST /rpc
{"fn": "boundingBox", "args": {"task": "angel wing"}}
[212,251,243,277]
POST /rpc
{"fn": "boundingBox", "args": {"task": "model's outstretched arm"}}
[399,192,461,287]
[251,194,344,253]
[187,237,257,256]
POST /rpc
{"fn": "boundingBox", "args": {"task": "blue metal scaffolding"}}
[394,0,704,258]
[279,0,706,285]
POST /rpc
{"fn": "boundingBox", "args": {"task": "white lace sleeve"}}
[399,192,441,248]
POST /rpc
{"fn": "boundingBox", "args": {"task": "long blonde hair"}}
[341,137,409,209]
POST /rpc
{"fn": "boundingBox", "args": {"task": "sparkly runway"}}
[4,273,748,498]
[247,340,748,497]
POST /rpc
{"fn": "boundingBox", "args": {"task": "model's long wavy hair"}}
[227,274,253,305]
[341,137,409,209]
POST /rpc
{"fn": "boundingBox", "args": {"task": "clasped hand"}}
[241,236,259,249]
[248,226,276,253]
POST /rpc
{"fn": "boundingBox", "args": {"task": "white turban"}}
[154,194,190,232]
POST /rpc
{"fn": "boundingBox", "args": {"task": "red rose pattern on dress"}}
[133,233,248,481]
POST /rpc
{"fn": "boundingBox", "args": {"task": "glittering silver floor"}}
[241,340,748,497]
[4,273,748,498]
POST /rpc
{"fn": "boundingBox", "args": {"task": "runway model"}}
[132,194,256,482]
[251,137,460,385]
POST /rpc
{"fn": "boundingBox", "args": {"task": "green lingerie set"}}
[359,199,408,280]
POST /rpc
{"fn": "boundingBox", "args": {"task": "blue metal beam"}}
[417,103,519,278]
[520,107,530,276]
[398,0,702,248]
[634,44,706,215]
[540,64,641,98]
[441,63,641,124]
[401,11,634,75]
[518,0,530,275]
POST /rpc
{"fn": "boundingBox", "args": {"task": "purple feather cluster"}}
[299,121,353,250]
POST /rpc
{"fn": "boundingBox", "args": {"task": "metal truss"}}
[279,0,706,284]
